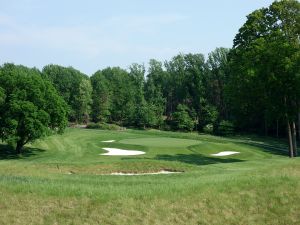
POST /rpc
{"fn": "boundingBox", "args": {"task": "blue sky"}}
[0,0,274,75]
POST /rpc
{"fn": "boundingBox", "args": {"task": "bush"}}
[161,122,172,131]
[86,122,99,129]
[217,120,235,135]
[172,104,195,131]
[203,124,214,134]
[86,122,125,131]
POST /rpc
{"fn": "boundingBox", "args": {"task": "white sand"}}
[110,170,182,176]
[101,140,116,143]
[100,148,145,156]
[211,151,240,156]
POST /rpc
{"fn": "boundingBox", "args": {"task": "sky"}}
[0,0,275,75]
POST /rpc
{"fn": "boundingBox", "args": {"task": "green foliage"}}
[164,53,206,122]
[228,0,300,135]
[202,104,219,128]
[42,64,91,123]
[90,71,111,122]
[135,103,159,129]
[129,63,148,127]
[206,47,230,121]
[203,124,214,134]
[86,122,124,130]
[0,87,5,106]
[145,59,167,128]
[0,63,68,153]
[106,68,135,125]
[216,120,235,136]
[74,78,92,123]
[172,104,195,131]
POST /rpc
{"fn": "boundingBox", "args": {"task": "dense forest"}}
[0,0,299,156]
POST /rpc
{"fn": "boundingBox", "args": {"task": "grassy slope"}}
[0,128,299,225]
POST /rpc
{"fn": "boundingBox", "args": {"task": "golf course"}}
[0,1,299,224]
[0,128,299,224]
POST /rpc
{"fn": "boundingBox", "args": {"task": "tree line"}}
[41,50,231,133]
[0,0,299,156]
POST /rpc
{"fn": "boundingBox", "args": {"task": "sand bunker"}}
[211,151,240,156]
[100,148,145,156]
[110,170,182,176]
[101,140,116,143]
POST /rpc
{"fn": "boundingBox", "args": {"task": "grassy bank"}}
[0,128,299,224]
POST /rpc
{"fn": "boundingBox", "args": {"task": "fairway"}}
[0,128,300,224]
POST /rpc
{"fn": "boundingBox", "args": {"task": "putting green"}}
[119,137,201,148]
[117,136,271,160]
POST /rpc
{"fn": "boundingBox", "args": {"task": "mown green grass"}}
[0,128,299,225]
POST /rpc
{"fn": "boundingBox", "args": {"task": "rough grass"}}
[0,128,299,225]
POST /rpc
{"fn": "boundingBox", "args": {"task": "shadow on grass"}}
[242,142,288,156]
[154,154,244,166]
[0,144,45,160]
[122,154,244,166]
[226,135,289,157]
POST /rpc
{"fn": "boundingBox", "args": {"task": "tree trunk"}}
[292,121,297,157]
[15,140,24,154]
[287,120,294,158]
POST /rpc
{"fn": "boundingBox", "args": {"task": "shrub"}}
[161,123,172,131]
[86,122,125,131]
[86,122,99,129]
[203,124,214,134]
[172,104,195,131]
[217,120,235,135]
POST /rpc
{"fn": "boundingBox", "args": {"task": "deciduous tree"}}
[0,64,68,153]
[228,0,300,156]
